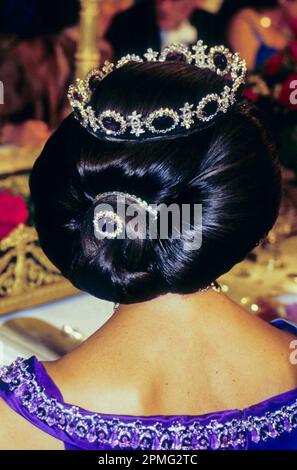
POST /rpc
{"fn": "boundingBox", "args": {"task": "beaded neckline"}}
[1,357,297,450]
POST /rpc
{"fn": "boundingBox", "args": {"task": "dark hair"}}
[29,61,281,304]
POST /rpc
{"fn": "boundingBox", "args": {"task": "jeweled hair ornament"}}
[68,41,247,142]
[93,210,124,240]
[93,191,158,239]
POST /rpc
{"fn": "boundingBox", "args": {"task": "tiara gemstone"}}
[88,74,101,91]
[159,43,193,64]
[203,101,219,117]
[98,111,127,136]
[73,91,83,102]
[225,74,233,87]
[146,108,179,134]
[165,51,188,63]
[152,115,175,131]
[197,94,221,121]
[102,117,122,133]
[213,52,228,71]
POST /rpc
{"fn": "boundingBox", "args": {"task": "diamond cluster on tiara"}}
[68,41,247,141]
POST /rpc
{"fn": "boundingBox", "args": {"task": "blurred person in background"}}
[0,0,130,147]
[105,0,220,59]
[0,0,80,146]
[195,0,224,13]
[0,33,76,146]
[219,0,297,70]
[100,0,134,35]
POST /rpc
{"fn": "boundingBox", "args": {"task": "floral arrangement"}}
[0,177,78,315]
[0,180,32,241]
[245,41,297,178]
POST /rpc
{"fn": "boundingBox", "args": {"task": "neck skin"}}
[46,289,297,416]
[60,290,246,366]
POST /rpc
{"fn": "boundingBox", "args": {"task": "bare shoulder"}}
[0,398,63,450]
[227,296,297,395]
[257,320,297,389]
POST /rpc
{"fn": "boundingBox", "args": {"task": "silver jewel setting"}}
[98,110,127,136]
[159,43,193,64]
[95,191,158,220]
[143,48,159,62]
[127,111,146,137]
[208,45,233,76]
[146,108,179,134]
[68,40,247,140]
[196,93,222,122]
[180,103,195,129]
[1,357,297,450]
[93,210,124,240]
[116,54,143,69]
[200,282,221,293]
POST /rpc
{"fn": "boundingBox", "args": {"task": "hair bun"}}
[70,192,165,303]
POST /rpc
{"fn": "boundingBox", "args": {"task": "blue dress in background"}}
[255,42,278,69]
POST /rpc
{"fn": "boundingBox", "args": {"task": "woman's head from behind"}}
[30,59,281,304]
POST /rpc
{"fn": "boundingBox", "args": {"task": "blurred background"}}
[1,0,297,364]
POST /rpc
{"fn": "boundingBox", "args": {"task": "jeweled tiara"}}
[68,41,247,142]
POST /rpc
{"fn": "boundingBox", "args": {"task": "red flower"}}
[0,189,29,240]
[278,73,297,110]
[289,40,297,63]
[264,52,283,76]
[291,17,297,37]
[243,87,258,102]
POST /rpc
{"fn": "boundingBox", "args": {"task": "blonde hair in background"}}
[196,0,224,13]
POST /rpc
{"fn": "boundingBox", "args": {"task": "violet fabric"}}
[0,319,297,450]
[286,304,297,324]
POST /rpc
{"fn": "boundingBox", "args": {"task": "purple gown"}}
[0,319,297,450]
